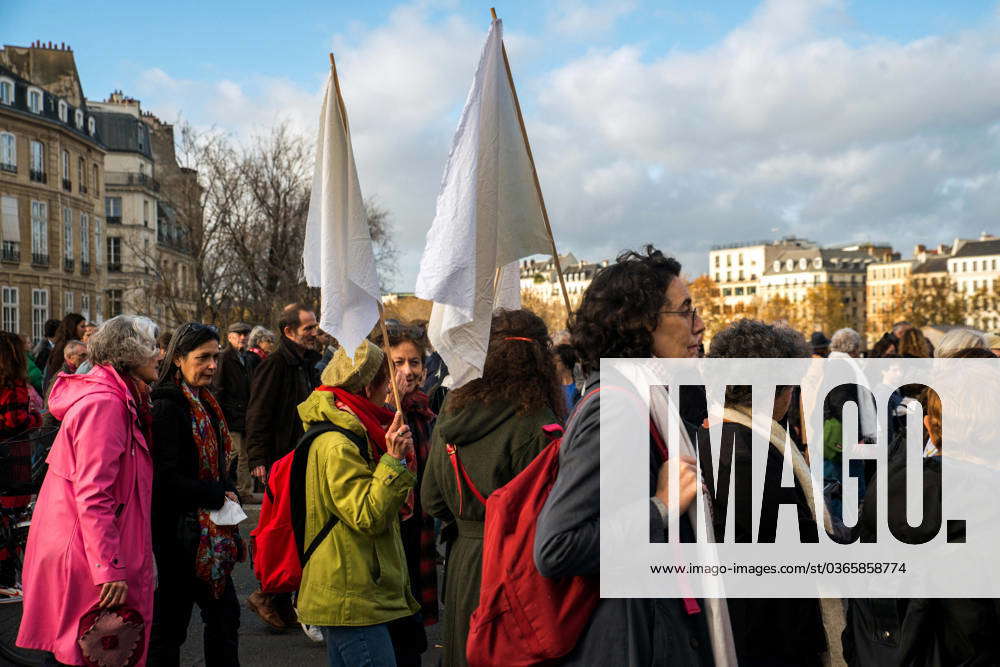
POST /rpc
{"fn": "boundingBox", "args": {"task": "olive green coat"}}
[421,397,557,666]
[295,390,420,627]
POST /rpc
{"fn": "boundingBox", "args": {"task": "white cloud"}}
[126,0,1000,289]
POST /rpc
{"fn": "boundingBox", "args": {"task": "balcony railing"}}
[107,262,122,273]
[31,252,49,267]
[104,171,159,192]
[0,163,15,175]
[62,178,72,192]
[106,216,121,225]
[63,257,74,272]
[81,260,90,275]
[29,170,46,184]
[1,243,19,264]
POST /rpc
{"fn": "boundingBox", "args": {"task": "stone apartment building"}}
[0,42,107,340]
[0,43,200,340]
[710,237,891,333]
[89,93,198,328]
[519,253,609,308]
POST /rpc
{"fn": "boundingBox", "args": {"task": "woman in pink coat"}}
[17,315,161,666]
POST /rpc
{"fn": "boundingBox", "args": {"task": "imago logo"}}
[598,358,1000,599]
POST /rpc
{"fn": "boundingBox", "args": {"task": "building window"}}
[29,141,45,182]
[31,289,48,343]
[92,164,99,194]
[107,236,121,271]
[58,100,68,122]
[63,207,73,261]
[738,253,744,265]
[88,116,96,136]
[0,78,13,105]
[75,109,84,129]
[27,87,43,114]
[0,132,14,172]
[62,150,71,190]
[81,294,90,322]
[80,214,90,268]
[107,289,122,318]
[78,157,87,194]
[1,287,17,333]
[30,200,48,264]
[64,291,74,313]
[105,197,122,224]
[95,218,103,265]
[143,199,150,227]
[1,196,19,263]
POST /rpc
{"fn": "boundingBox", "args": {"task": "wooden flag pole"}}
[328,52,403,414]
[490,8,573,322]
[378,303,404,414]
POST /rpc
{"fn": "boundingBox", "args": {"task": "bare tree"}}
[365,198,398,291]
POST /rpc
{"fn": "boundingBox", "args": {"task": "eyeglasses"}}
[384,319,425,340]
[659,307,699,327]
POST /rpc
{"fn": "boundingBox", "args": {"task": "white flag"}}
[303,65,381,355]
[415,18,551,387]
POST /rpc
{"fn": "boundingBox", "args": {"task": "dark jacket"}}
[31,338,52,373]
[696,420,827,665]
[245,336,320,472]
[150,381,236,572]
[211,345,251,433]
[533,373,714,667]
[845,455,1000,666]
[421,396,556,667]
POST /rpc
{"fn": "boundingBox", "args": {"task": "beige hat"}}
[984,333,1000,350]
[320,340,385,394]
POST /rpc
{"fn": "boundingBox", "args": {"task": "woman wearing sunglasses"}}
[148,323,243,666]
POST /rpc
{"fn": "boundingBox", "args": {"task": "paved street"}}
[180,506,443,666]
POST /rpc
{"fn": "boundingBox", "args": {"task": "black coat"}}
[150,381,236,574]
[533,373,715,666]
[844,455,1000,666]
[211,345,251,433]
[244,336,320,471]
[696,420,827,665]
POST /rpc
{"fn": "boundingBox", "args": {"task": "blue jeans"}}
[320,624,396,667]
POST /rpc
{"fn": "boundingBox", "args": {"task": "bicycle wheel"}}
[0,544,44,666]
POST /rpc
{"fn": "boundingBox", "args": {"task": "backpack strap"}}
[445,444,487,516]
[444,388,602,515]
[290,421,370,565]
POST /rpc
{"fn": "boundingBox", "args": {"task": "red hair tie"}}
[504,336,535,343]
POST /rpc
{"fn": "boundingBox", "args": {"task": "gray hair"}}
[830,328,863,355]
[248,325,275,349]
[708,319,808,407]
[709,318,810,360]
[935,329,987,358]
[88,315,160,371]
[63,339,86,359]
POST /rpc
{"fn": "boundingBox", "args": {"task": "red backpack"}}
[448,389,601,667]
[250,421,369,593]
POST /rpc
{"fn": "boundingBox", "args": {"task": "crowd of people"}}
[0,245,997,666]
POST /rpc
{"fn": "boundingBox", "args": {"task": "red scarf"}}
[316,386,394,455]
[122,374,153,448]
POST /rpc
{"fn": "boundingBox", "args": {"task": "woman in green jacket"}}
[296,340,418,667]
[421,309,566,667]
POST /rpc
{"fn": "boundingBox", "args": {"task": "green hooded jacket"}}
[295,389,420,627]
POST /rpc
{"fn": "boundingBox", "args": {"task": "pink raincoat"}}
[17,364,154,666]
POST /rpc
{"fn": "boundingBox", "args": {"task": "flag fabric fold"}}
[303,66,381,356]
[415,18,551,387]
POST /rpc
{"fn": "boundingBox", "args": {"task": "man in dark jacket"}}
[31,318,59,370]
[244,303,320,630]
[245,304,320,477]
[212,322,253,500]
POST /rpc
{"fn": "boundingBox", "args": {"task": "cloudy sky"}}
[7,0,1000,289]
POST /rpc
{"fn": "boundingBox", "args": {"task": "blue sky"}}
[5,1,1000,290]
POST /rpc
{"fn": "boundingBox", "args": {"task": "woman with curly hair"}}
[534,245,733,666]
[421,308,564,667]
